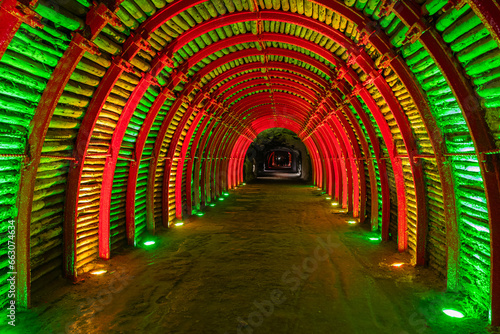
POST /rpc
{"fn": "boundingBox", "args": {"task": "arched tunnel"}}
[1,0,500,332]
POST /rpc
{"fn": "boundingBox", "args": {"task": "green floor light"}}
[144,241,155,246]
[210,203,215,207]
[347,220,357,224]
[218,197,224,201]
[442,309,464,318]
[196,212,204,217]
[223,192,229,196]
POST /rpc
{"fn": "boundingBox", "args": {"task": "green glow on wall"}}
[402,39,491,317]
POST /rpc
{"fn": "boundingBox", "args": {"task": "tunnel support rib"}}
[16,3,119,303]
[186,116,212,214]
[174,112,205,219]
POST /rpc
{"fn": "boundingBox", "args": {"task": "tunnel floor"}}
[10,181,489,334]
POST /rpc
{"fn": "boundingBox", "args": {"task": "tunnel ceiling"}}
[1,0,500,325]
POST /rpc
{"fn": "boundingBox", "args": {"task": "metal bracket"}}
[363,70,382,87]
[158,53,175,69]
[2,0,43,29]
[402,20,429,45]
[342,96,352,106]
[261,52,269,64]
[358,21,378,46]
[192,81,202,91]
[379,51,398,69]
[142,72,160,87]
[71,32,100,55]
[351,84,364,97]
[160,86,176,99]
[203,92,212,101]
[358,29,372,46]
[333,100,343,110]
[379,0,399,17]
[112,55,135,73]
[173,70,188,83]
[257,36,267,52]
[479,150,500,173]
[255,10,263,34]
[181,95,191,105]
[128,31,153,54]
[88,2,122,28]
[441,0,467,13]
[220,102,229,114]
[336,66,349,81]
[206,97,219,111]
[346,49,363,67]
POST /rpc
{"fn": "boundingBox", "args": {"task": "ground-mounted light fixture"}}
[90,269,107,275]
[442,309,465,318]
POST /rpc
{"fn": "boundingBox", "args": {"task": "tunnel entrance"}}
[244,128,310,181]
